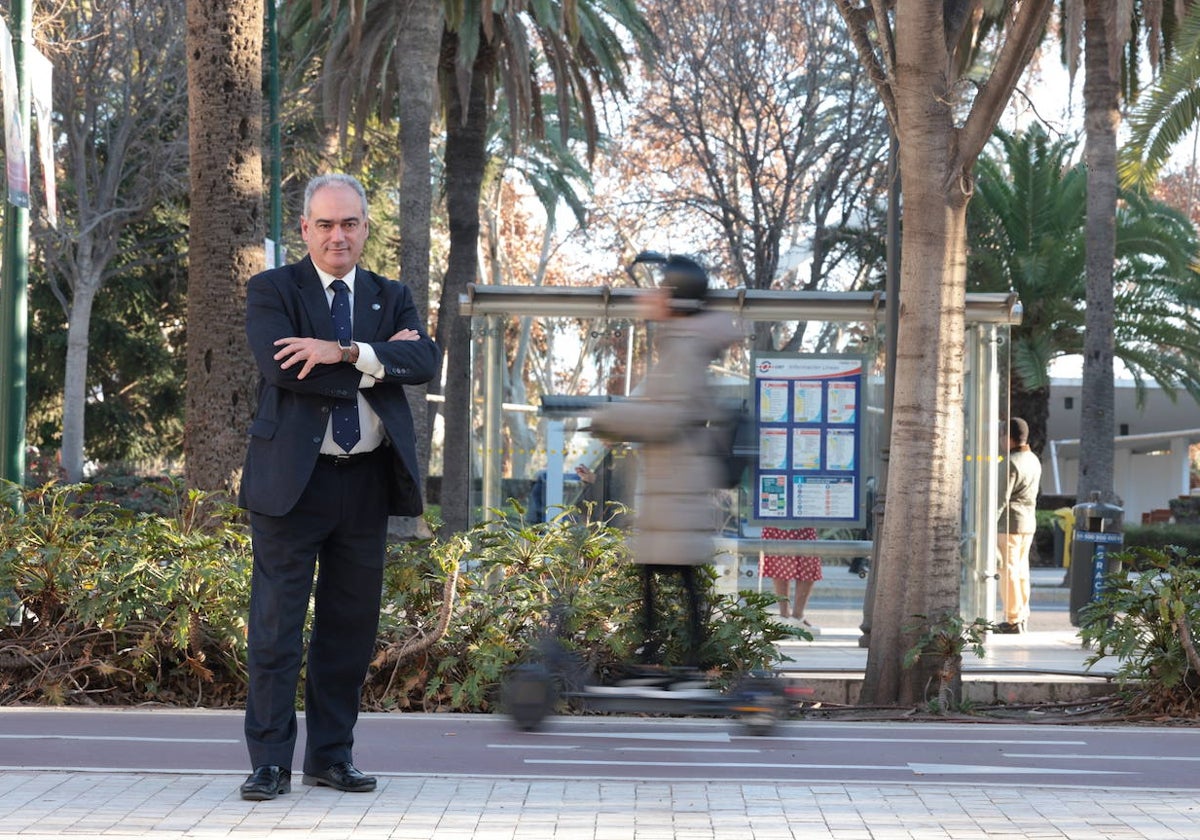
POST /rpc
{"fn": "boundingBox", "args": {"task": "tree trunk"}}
[1077,0,1119,504]
[392,0,443,538]
[183,0,264,494]
[434,31,494,534]
[60,277,98,483]
[859,8,968,706]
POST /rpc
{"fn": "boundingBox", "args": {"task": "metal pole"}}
[0,0,32,492]
[963,324,999,623]
[480,314,504,519]
[266,0,282,265]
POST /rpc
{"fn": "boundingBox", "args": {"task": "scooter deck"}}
[567,688,735,716]
[502,663,796,734]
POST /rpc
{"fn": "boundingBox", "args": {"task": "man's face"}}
[301,184,369,277]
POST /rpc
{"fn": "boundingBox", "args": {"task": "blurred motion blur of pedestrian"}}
[588,255,740,668]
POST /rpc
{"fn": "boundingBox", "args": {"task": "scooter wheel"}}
[732,673,785,736]
[502,663,558,732]
[740,712,777,736]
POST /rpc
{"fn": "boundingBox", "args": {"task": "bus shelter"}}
[460,285,1021,622]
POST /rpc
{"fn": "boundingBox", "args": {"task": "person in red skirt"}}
[761,525,821,632]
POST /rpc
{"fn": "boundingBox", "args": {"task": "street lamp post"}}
[0,0,32,493]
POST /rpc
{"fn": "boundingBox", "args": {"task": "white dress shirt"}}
[316,267,387,455]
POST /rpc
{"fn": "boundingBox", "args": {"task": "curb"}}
[778,671,1115,706]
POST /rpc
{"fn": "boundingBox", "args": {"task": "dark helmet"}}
[661,255,709,315]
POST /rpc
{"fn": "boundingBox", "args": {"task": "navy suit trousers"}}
[244,449,389,772]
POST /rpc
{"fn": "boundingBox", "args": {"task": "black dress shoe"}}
[994,621,1025,634]
[240,765,291,801]
[302,761,377,792]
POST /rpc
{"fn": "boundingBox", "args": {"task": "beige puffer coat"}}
[588,310,740,566]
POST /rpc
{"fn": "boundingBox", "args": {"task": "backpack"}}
[709,400,757,488]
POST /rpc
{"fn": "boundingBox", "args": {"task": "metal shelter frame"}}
[460,285,1022,621]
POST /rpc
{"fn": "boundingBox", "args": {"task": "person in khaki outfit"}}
[996,417,1042,634]
[588,256,739,668]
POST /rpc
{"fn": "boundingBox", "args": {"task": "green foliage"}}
[1079,546,1200,715]
[0,481,250,706]
[968,124,1200,450]
[1,489,794,714]
[1120,5,1200,192]
[903,612,993,714]
[28,204,188,464]
[1122,524,1200,558]
[362,505,796,712]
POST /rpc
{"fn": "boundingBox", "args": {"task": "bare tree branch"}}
[958,0,1055,165]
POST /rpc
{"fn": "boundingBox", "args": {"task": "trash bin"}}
[1068,492,1123,626]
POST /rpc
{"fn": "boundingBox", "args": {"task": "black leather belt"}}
[318,449,381,466]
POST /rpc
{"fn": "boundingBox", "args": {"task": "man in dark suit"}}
[237,173,440,801]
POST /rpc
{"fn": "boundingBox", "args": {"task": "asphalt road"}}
[2,708,1197,792]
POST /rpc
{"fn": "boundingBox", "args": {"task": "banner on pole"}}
[29,45,54,226]
[0,17,29,209]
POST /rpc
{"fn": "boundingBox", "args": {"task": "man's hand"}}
[274,337,342,380]
[274,329,419,379]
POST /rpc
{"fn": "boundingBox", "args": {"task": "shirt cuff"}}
[354,342,385,385]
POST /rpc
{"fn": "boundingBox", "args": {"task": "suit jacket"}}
[238,256,441,518]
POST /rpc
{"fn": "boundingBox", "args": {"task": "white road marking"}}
[525,758,1131,775]
[733,735,1088,745]
[526,758,899,770]
[615,747,761,754]
[1004,752,1200,762]
[0,734,240,744]
[488,744,578,750]
[909,763,1130,776]
[535,731,733,743]
[535,730,1084,746]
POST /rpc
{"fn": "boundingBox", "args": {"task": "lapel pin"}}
[371,303,381,310]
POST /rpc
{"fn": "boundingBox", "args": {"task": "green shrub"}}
[0,480,251,706]
[2,487,795,714]
[362,502,796,713]
[1079,545,1200,716]
[1122,524,1200,558]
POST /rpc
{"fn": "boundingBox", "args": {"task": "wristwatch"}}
[339,341,355,364]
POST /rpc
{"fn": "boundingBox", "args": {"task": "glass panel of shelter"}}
[463,287,1014,623]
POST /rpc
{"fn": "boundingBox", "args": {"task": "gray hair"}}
[303,173,368,219]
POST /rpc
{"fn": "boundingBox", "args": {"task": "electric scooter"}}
[500,635,806,735]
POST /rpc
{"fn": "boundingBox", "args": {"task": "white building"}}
[1045,377,1200,523]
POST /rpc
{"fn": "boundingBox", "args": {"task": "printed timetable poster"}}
[750,354,865,527]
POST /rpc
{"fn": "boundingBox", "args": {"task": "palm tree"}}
[183,0,263,493]
[1120,7,1200,192]
[436,1,653,532]
[1059,0,1197,504]
[280,0,444,523]
[969,125,1200,454]
[287,0,651,532]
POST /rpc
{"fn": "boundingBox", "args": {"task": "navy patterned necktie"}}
[329,279,361,452]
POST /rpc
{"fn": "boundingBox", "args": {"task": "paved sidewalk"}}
[2,768,1199,839]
